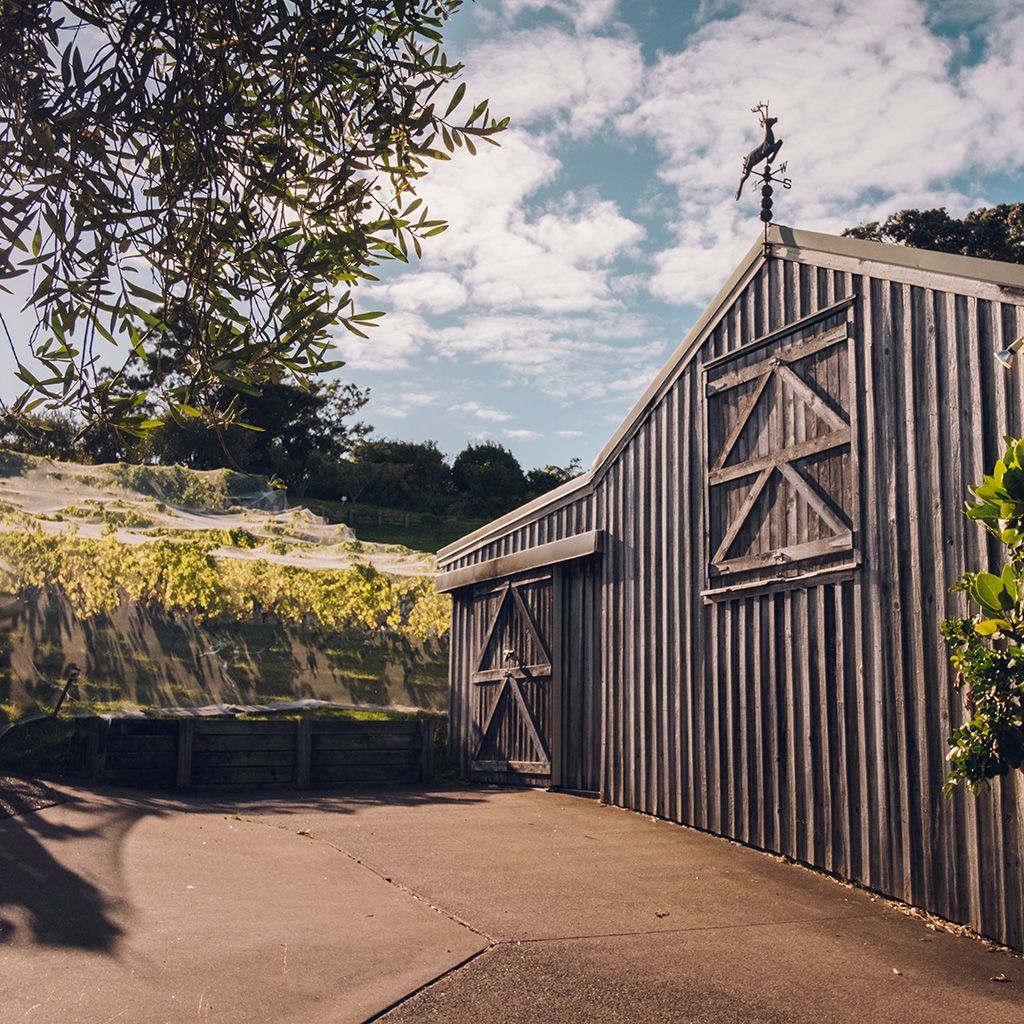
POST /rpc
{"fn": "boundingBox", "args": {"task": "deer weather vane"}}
[734,102,792,234]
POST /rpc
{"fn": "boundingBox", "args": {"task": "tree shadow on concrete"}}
[177,782,493,819]
[0,779,171,954]
[0,778,492,955]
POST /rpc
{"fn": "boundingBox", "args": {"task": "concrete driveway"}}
[1,778,1021,1023]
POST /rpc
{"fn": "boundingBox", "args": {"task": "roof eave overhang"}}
[436,530,603,592]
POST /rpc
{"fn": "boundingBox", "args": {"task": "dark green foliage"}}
[306,440,582,523]
[942,437,1024,792]
[0,409,129,463]
[526,458,583,495]
[845,204,1024,263]
[451,441,529,516]
[140,379,371,491]
[342,438,451,511]
[0,359,371,488]
[303,497,487,553]
[0,0,505,429]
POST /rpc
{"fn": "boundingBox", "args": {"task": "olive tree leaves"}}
[942,437,1024,792]
[0,0,506,432]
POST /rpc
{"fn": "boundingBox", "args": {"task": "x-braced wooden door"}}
[469,572,554,783]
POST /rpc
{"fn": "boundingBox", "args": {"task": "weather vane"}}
[735,101,792,244]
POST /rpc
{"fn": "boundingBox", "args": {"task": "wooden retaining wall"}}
[72,717,436,791]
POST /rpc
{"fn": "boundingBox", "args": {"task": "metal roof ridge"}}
[774,224,1024,291]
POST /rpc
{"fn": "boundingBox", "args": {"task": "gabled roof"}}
[437,225,1024,565]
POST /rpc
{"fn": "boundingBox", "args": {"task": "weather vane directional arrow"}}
[735,101,793,245]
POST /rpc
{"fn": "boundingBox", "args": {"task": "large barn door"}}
[469,572,554,783]
[703,306,858,595]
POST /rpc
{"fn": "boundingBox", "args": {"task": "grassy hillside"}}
[302,498,488,553]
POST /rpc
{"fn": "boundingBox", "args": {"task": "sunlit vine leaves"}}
[0,529,450,640]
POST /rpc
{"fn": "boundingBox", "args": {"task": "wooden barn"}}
[435,225,1024,948]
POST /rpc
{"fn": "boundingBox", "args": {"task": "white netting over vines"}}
[0,453,447,725]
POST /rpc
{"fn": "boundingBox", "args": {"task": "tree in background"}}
[290,439,584,518]
[0,1,505,432]
[0,375,370,489]
[527,458,583,495]
[327,439,451,511]
[0,415,583,524]
[845,204,1024,263]
[148,380,371,491]
[451,442,530,517]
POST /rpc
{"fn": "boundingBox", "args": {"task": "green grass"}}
[301,498,487,554]
[237,707,423,722]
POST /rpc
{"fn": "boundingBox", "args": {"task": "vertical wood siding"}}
[558,558,603,792]
[594,258,1024,948]
[441,492,594,570]
[446,252,1024,949]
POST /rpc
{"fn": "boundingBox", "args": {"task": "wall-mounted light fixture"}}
[997,335,1024,368]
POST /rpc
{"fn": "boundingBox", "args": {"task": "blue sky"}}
[3,0,1024,471]
[331,0,1024,470]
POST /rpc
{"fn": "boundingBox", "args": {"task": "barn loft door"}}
[703,307,859,595]
[469,572,554,781]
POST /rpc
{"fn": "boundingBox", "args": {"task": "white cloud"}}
[372,390,439,419]
[332,311,427,372]
[618,0,1024,305]
[408,130,644,315]
[467,27,640,136]
[449,400,514,423]
[338,0,1024,445]
[499,0,618,32]
[330,18,651,419]
[959,12,1024,167]
[432,312,666,401]
[375,272,468,315]
[503,428,542,441]
[556,429,585,437]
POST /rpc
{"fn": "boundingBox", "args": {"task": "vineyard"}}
[0,453,449,723]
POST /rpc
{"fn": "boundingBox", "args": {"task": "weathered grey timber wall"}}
[72,717,436,790]
[443,235,1024,949]
[559,558,602,793]
[592,259,1024,948]
[442,491,595,570]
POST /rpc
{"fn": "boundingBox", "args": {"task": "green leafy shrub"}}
[142,526,260,549]
[942,437,1024,792]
